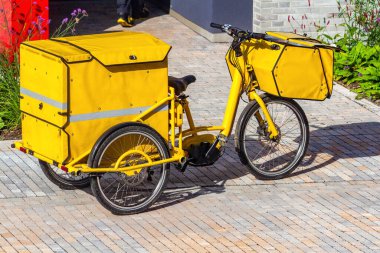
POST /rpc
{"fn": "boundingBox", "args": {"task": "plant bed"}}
[334,42,380,105]
[0,127,21,140]
[336,80,380,107]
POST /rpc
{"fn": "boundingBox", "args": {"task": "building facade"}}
[253,0,343,36]
[171,0,343,42]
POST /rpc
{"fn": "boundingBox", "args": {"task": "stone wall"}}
[253,0,344,38]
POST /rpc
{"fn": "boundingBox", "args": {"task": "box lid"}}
[23,31,171,65]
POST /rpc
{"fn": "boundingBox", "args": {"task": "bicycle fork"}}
[221,69,279,140]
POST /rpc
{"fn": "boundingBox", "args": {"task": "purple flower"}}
[45,6,49,10]
[344,66,350,70]
[62,17,68,24]
[71,9,77,16]
[31,21,37,26]
[77,8,82,13]
[47,19,51,24]
[40,30,46,35]
[82,10,88,15]
[32,1,37,5]
[28,29,32,35]
[358,72,363,77]
[377,17,380,23]
[37,16,45,22]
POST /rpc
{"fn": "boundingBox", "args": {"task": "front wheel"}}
[235,94,309,180]
[90,124,170,215]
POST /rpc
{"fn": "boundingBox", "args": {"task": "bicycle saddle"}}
[168,75,196,95]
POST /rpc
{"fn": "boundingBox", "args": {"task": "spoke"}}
[97,130,166,210]
[258,141,275,171]
[251,140,271,161]
[242,99,307,176]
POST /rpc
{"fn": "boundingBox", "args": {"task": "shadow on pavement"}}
[146,122,380,210]
[151,186,226,212]
[291,121,380,177]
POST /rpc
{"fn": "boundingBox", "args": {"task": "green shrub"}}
[337,0,380,48]
[335,42,380,100]
[0,53,21,131]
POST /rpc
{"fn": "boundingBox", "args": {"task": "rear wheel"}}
[235,95,309,179]
[90,124,170,215]
[39,160,90,189]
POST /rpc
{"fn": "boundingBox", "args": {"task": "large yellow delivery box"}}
[238,32,334,101]
[20,32,171,165]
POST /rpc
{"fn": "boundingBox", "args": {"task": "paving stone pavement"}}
[0,2,380,252]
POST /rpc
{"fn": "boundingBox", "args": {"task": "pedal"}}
[174,158,190,172]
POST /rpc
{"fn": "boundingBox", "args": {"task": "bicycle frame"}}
[14,52,279,176]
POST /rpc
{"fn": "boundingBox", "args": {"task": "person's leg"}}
[131,0,149,19]
[117,0,134,27]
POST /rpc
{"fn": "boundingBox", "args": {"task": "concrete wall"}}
[171,0,214,32]
[171,0,253,33]
[170,0,253,41]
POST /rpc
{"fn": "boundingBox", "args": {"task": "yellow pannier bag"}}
[243,32,334,100]
[20,32,171,164]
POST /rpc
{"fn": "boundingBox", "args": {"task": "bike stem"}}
[221,69,243,137]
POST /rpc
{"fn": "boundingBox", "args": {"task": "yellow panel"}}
[20,96,67,127]
[68,60,168,114]
[274,47,328,100]
[56,32,171,65]
[244,40,285,96]
[319,48,334,97]
[20,44,68,127]
[65,58,169,163]
[21,113,68,162]
[65,110,168,163]
[22,40,91,62]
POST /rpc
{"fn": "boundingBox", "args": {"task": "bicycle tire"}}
[90,124,170,215]
[39,160,90,189]
[235,94,309,179]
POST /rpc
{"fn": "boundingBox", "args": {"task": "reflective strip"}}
[20,87,67,110]
[70,104,168,122]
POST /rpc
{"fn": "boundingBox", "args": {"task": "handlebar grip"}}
[250,33,266,40]
[210,23,223,29]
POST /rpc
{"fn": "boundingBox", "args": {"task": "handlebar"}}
[210,23,266,57]
[210,23,223,29]
[210,23,266,40]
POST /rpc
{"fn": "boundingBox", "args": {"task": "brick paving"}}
[0,2,380,252]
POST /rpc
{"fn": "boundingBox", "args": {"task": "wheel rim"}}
[96,131,167,210]
[242,100,307,176]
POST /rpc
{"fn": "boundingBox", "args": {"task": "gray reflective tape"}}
[20,87,67,110]
[70,104,168,122]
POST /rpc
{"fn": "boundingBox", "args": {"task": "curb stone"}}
[334,82,380,117]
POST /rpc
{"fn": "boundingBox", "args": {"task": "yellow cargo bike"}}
[13,23,337,214]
